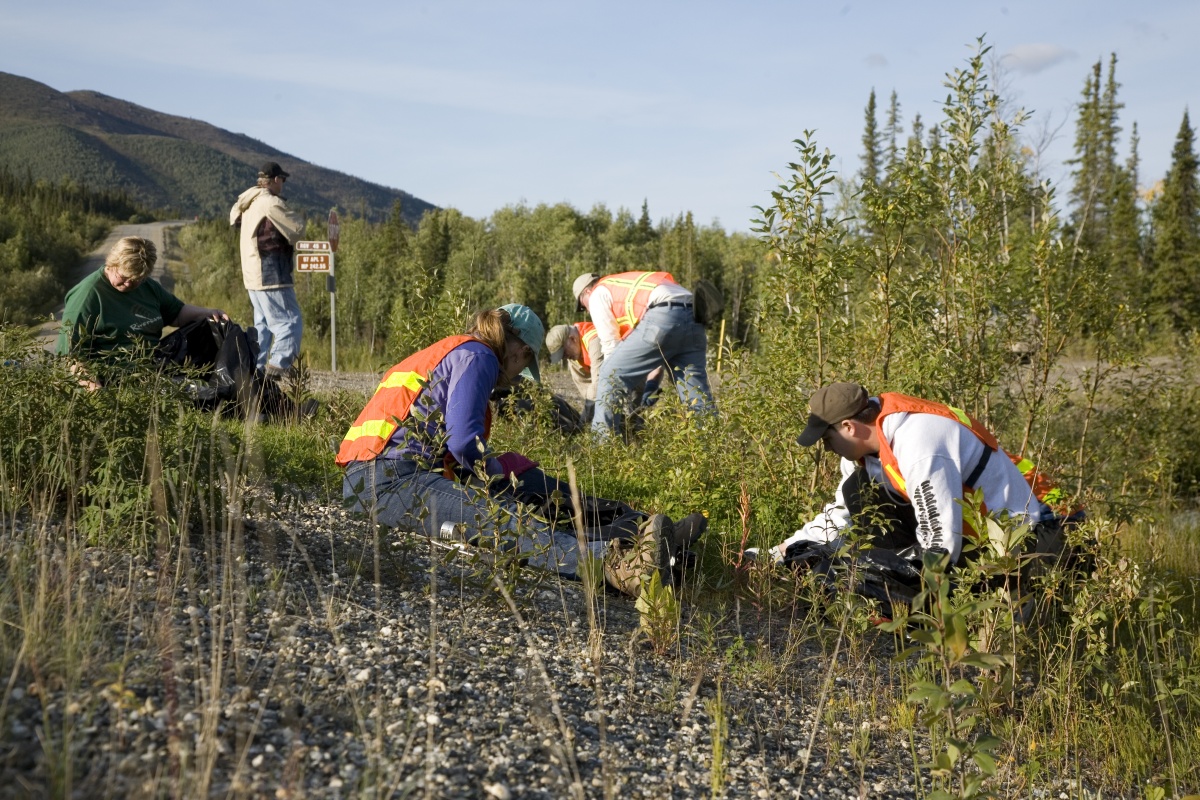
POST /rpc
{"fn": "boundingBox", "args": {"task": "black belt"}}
[648,301,693,310]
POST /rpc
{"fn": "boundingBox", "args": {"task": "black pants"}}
[841,467,920,551]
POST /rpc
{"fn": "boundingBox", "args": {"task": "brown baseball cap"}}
[796,382,869,447]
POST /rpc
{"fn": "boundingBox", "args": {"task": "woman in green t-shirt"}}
[57,236,228,389]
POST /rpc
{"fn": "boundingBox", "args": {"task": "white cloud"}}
[865,53,888,68]
[1001,43,1077,75]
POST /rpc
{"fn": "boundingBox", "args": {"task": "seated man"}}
[56,236,228,389]
[766,382,1071,566]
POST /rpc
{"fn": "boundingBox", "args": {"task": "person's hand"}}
[208,308,230,321]
[493,451,539,478]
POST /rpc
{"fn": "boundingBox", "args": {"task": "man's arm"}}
[585,335,605,375]
[266,198,305,244]
[898,455,965,563]
[587,286,621,356]
[769,458,855,560]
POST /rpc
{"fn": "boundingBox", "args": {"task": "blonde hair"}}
[257,175,272,189]
[106,236,157,280]
[467,308,515,360]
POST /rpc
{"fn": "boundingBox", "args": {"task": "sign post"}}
[327,209,340,373]
[294,238,337,371]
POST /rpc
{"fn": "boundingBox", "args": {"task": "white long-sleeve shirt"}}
[587,280,692,357]
[775,409,1055,563]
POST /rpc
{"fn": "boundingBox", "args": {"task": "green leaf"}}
[974,735,1003,753]
[909,629,940,646]
[973,750,997,776]
[907,681,948,703]
[945,612,969,661]
[960,653,1012,670]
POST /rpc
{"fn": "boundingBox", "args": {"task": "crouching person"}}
[336,307,696,596]
[758,382,1080,614]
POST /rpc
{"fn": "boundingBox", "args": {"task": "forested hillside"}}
[0,72,436,223]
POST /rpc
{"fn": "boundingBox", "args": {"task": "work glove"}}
[488,451,540,480]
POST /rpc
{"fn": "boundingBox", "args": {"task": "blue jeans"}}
[248,279,302,371]
[342,458,607,578]
[592,305,716,434]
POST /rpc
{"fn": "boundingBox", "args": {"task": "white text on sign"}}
[295,241,334,273]
[296,254,333,273]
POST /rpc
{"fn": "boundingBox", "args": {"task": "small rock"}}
[484,783,512,800]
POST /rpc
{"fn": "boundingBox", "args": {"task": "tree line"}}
[0,167,144,325]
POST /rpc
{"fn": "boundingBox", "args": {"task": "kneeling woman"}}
[337,307,664,596]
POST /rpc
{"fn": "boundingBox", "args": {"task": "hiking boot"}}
[671,512,708,551]
[299,398,320,419]
[603,514,671,597]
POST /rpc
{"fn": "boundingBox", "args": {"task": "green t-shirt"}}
[56,268,186,359]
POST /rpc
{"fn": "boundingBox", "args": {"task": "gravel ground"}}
[0,494,1113,799]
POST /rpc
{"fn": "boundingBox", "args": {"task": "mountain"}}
[0,72,436,224]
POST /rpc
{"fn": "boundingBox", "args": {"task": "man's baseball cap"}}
[499,303,544,382]
[259,161,290,179]
[796,382,870,447]
[572,273,600,311]
[544,324,573,365]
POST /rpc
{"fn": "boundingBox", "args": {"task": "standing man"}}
[230,161,305,377]
[572,271,715,434]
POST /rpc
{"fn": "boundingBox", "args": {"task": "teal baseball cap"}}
[499,303,544,382]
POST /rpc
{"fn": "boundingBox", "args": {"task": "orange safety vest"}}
[596,271,677,340]
[872,393,1069,515]
[336,335,493,471]
[575,321,598,369]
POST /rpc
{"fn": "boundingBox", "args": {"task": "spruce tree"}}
[860,89,882,188]
[885,90,902,170]
[1150,110,1200,329]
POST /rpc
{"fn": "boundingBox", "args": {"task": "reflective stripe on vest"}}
[576,321,597,368]
[336,334,482,466]
[596,271,676,340]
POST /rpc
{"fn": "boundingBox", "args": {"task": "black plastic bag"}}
[784,540,923,619]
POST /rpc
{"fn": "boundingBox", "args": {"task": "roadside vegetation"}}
[0,167,142,324]
[3,39,1200,797]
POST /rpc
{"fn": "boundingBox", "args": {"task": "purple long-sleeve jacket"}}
[379,340,499,472]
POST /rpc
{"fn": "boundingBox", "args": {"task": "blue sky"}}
[2,1,1196,231]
